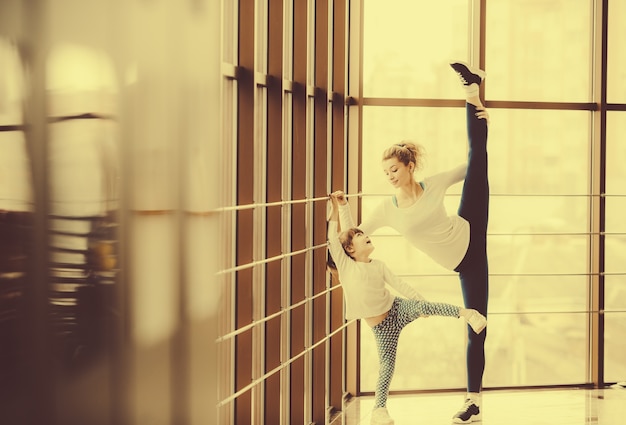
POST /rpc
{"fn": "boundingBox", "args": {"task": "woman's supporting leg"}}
[459,259,488,392]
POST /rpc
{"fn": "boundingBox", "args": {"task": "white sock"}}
[465,83,480,99]
[467,392,481,406]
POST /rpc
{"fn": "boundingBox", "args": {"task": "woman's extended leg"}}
[457,102,489,230]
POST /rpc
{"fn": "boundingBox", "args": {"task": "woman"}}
[337,61,490,424]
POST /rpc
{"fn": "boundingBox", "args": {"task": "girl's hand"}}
[475,107,490,125]
[330,190,348,206]
[327,193,340,222]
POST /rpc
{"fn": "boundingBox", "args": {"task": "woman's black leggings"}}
[455,103,490,393]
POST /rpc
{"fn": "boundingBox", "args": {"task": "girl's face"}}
[349,232,374,258]
[382,157,414,188]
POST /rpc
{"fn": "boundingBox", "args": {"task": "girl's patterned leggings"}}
[370,297,461,408]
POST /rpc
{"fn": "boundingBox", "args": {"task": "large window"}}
[605,0,626,383]
[485,0,592,103]
[362,0,469,100]
[359,0,623,392]
[605,113,626,382]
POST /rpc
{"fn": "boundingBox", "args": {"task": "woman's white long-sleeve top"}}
[339,165,470,271]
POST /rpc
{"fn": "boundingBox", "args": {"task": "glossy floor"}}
[342,387,626,425]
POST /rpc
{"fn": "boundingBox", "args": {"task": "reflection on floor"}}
[342,387,626,425]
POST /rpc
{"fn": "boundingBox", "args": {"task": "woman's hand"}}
[475,107,490,125]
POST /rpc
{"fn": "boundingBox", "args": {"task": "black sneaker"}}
[449,61,486,87]
[452,398,481,423]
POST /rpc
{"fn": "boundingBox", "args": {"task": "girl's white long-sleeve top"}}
[339,165,470,271]
[327,221,422,320]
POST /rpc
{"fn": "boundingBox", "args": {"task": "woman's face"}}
[382,157,414,188]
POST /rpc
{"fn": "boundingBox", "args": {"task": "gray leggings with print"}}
[370,297,460,408]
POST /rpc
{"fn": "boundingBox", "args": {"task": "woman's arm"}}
[427,163,467,188]
[335,192,386,235]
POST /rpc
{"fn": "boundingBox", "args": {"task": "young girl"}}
[336,61,490,424]
[327,192,486,425]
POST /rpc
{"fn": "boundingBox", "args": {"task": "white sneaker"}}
[465,309,487,334]
[370,407,394,425]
